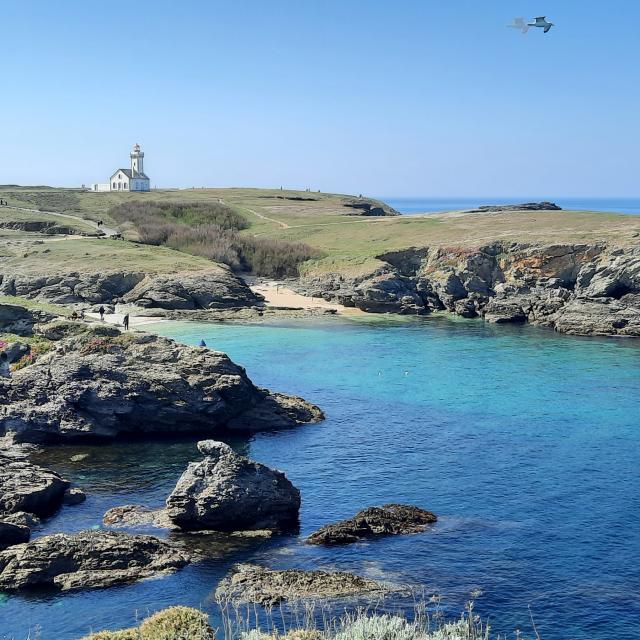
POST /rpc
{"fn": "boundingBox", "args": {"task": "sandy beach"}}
[244,277,362,315]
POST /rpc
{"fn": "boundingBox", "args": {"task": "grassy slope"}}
[0,208,97,235]
[2,186,639,279]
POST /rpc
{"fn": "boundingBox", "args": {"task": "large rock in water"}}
[0,530,189,591]
[0,328,323,443]
[215,563,390,606]
[166,440,301,531]
[0,445,70,517]
[307,504,437,545]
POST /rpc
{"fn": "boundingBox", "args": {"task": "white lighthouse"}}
[130,143,144,176]
[91,143,151,192]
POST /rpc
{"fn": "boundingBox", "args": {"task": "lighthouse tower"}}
[130,143,144,176]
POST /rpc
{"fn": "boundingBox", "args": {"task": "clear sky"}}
[1,1,638,197]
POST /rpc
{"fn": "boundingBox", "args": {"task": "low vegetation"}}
[81,606,215,639]
[110,200,322,278]
[81,604,530,640]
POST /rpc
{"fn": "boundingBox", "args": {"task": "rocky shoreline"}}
[298,242,640,337]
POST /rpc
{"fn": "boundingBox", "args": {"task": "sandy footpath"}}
[85,312,166,328]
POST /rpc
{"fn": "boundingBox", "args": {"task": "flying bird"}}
[507,17,530,34]
[528,16,554,33]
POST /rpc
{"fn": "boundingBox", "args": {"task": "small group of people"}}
[69,306,130,330]
[0,199,7,206]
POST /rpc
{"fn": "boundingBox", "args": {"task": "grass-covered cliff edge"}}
[1,185,639,336]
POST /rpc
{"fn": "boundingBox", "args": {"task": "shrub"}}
[81,606,214,640]
[109,201,322,277]
[139,606,215,639]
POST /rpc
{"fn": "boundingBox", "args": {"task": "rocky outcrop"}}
[0,522,30,550]
[122,268,260,310]
[0,326,323,443]
[342,198,399,217]
[103,504,174,529]
[0,267,259,310]
[166,440,300,532]
[0,302,54,335]
[215,563,390,606]
[0,530,189,591]
[0,445,70,518]
[307,504,437,545]
[300,243,640,337]
[465,202,562,213]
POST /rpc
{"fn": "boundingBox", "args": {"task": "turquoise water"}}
[2,315,640,639]
[384,197,640,215]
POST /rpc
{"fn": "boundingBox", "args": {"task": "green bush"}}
[81,606,214,640]
[109,201,321,277]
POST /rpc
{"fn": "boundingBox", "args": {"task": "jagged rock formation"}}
[307,504,437,545]
[215,563,390,606]
[0,530,189,591]
[465,202,562,213]
[0,445,70,518]
[0,266,259,310]
[0,324,323,443]
[342,198,400,217]
[166,440,301,532]
[299,243,640,336]
[0,303,54,335]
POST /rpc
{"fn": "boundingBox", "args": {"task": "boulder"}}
[0,446,70,517]
[122,268,259,310]
[0,521,30,550]
[166,440,300,532]
[0,530,189,591]
[483,299,528,324]
[62,487,87,505]
[307,504,437,546]
[1,328,323,443]
[215,563,390,606]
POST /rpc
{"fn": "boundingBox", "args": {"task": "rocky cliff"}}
[0,320,323,443]
[299,242,640,337]
[0,266,259,310]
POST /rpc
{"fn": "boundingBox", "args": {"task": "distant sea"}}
[383,197,640,215]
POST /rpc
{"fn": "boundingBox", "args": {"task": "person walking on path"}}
[99,306,105,322]
[122,313,130,331]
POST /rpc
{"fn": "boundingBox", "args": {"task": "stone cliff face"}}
[299,243,640,337]
[0,324,323,443]
[0,266,259,310]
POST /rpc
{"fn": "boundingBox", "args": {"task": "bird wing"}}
[535,16,546,22]
[544,24,552,33]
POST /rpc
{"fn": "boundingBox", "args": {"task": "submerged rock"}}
[1,327,323,443]
[103,504,174,529]
[215,563,390,606]
[307,504,437,545]
[0,530,189,591]
[166,440,300,532]
[62,487,87,505]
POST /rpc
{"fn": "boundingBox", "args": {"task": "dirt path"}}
[243,207,290,229]
[3,206,120,237]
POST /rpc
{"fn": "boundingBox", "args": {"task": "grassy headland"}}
[2,185,639,282]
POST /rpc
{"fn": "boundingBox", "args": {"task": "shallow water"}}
[3,315,640,639]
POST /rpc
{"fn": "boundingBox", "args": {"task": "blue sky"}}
[1,1,638,196]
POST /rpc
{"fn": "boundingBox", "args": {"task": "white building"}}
[91,144,151,192]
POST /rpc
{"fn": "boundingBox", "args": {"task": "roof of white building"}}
[110,168,150,180]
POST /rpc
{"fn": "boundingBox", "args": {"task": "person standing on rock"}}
[123,313,130,331]
[99,306,105,322]
[0,352,10,378]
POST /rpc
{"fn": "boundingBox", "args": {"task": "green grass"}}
[1,238,218,275]
[0,295,71,316]
[3,186,639,282]
[0,208,97,235]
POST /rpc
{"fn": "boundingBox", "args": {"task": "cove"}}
[3,314,639,640]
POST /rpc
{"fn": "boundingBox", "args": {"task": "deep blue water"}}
[384,197,640,215]
[2,315,640,639]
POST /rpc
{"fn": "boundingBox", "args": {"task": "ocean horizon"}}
[382,197,640,215]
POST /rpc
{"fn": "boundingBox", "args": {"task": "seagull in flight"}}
[528,16,555,33]
[507,17,530,34]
